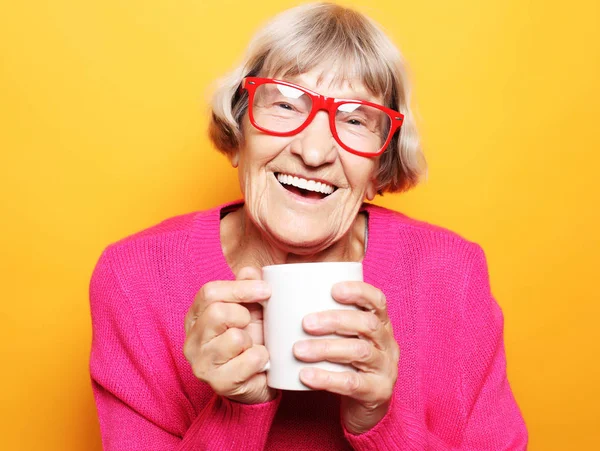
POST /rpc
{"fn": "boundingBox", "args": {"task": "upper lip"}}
[274,172,338,189]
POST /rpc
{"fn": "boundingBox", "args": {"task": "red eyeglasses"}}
[241,77,404,158]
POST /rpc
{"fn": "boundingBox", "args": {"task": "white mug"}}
[261,261,363,391]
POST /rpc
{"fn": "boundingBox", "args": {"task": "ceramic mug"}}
[261,261,363,390]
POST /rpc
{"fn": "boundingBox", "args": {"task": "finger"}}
[193,302,251,345]
[303,310,388,349]
[235,267,268,345]
[298,367,371,399]
[212,344,270,389]
[331,282,389,325]
[191,279,271,320]
[236,266,263,281]
[298,368,391,404]
[202,327,253,366]
[242,303,265,346]
[293,338,380,371]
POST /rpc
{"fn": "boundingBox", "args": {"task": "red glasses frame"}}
[241,77,404,158]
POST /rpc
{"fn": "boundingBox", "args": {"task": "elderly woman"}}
[89,3,527,450]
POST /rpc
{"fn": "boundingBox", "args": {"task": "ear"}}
[365,177,377,201]
[229,150,240,168]
[364,163,379,201]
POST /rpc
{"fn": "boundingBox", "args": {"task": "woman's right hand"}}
[183,266,276,404]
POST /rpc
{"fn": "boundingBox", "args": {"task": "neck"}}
[220,206,367,275]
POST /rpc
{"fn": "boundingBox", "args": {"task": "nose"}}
[290,111,338,167]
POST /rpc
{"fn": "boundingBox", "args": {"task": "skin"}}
[183,67,400,434]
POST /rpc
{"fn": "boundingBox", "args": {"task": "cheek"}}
[237,137,289,195]
[241,131,290,165]
[341,155,378,192]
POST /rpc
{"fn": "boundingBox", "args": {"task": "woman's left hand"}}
[292,281,400,435]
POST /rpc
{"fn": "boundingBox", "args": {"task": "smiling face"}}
[231,68,381,255]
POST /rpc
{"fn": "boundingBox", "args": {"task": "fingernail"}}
[304,314,319,329]
[294,341,310,356]
[332,283,348,298]
[257,282,271,297]
[301,368,315,381]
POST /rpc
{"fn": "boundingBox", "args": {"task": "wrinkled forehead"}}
[264,65,385,104]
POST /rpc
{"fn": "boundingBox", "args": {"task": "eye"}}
[347,118,365,126]
[277,103,294,110]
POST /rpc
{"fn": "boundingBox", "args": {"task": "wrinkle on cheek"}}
[333,194,359,232]
[245,172,271,223]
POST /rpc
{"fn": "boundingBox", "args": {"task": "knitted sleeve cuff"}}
[179,391,282,450]
[342,392,426,451]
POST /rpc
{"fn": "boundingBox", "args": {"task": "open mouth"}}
[274,172,337,201]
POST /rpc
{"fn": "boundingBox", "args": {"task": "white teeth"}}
[276,173,335,195]
[296,177,307,189]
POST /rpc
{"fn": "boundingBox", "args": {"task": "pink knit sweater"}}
[89,200,527,450]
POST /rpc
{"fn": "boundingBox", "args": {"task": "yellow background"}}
[1,0,598,449]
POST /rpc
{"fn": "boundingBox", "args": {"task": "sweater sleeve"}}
[342,244,528,451]
[453,244,528,449]
[89,248,280,451]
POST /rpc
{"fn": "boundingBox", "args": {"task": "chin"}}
[266,221,338,254]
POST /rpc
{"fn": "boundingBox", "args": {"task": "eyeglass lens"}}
[252,82,391,154]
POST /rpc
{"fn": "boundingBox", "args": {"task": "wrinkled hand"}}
[292,282,399,434]
[183,267,276,404]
